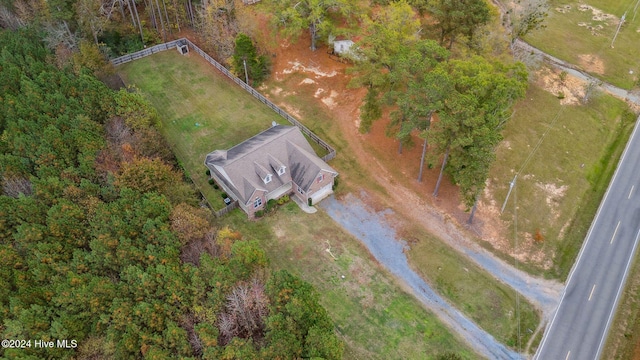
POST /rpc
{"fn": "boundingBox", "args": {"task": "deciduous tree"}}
[270,0,356,51]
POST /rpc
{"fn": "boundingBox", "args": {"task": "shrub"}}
[221,193,228,199]
[277,195,290,205]
[213,184,219,189]
[208,179,215,185]
[254,210,264,218]
[206,169,211,176]
[332,177,339,191]
[557,91,565,99]
[266,199,276,212]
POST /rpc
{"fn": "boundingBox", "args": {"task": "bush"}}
[213,184,219,189]
[277,195,290,205]
[208,179,215,185]
[206,169,211,176]
[266,199,277,212]
[221,193,228,199]
[332,177,339,191]
[254,210,264,218]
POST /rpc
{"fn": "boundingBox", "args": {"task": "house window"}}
[297,186,304,195]
[317,173,324,183]
[264,174,272,184]
[254,197,263,208]
[278,166,286,176]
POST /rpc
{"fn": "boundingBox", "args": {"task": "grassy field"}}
[118,51,478,358]
[118,49,545,357]
[119,51,287,209]
[488,82,635,279]
[262,61,541,350]
[404,224,540,350]
[522,0,640,89]
[219,204,476,359]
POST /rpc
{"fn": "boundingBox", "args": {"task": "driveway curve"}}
[320,194,523,360]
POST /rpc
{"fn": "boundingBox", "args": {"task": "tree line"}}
[266,0,544,221]
[0,29,342,359]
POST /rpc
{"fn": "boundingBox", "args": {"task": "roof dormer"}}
[268,155,287,177]
[254,162,272,184]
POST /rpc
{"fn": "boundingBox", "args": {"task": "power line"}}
[501,107,564,213]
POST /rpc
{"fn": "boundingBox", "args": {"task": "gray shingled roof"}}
[204,125,337,204]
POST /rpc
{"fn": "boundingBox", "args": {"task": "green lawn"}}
[118,51,478,358]
[219,204,477,359]
[488,83,635,279]
[405,224,540,350]
[119,51,287,209]
[523,0,640,89]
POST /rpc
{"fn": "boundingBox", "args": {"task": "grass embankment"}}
[523,0,640,89]
[119,51,477,358]
[489,84,635,279]
[604,253,640,359]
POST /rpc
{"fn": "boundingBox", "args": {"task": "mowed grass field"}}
[220,203,477,359]
[523,0,640,89]
[488,83,635,279]
[118,51,478,358]
[119,51,287,209]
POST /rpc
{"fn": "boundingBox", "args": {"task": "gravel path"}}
[320,194,524,360]
[512,39,640,106]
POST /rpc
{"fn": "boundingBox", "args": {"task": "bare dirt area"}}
[262,34,562,320]
[534,66,588,105]
[578,54,606,75]
[266,36,471,245]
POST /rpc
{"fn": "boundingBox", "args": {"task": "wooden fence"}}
[111,38,337,162]
[214,200,239,217]
[110,39,184,66]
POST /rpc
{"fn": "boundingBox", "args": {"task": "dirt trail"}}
[265,34,562,358]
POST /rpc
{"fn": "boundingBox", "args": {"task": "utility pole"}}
[611,11,626,48]
[243,58,249,85]
[501,174,517,213]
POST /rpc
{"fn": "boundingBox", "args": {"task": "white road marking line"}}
[565,350,571,360]
[629,185,635,199]
[611,221,621,244]
[589,284,596,301]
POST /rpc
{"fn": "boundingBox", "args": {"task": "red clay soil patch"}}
[265,33,483,244]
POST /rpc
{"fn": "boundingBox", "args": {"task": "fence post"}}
[111,38,337,159]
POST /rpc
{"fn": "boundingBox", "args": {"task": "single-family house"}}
[204,125,338,217]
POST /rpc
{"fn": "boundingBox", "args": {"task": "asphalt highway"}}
[535,115,640,360]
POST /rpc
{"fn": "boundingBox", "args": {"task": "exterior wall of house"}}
[306,170,335,205]
[292,182,307,203]
[245,190,267,218]
[266,182,293,201]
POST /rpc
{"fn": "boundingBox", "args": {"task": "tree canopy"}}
[0,29,342,359]
[270,0,357,51]
[429,56,528,208]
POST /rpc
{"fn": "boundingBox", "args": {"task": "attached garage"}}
[309,183,333,205]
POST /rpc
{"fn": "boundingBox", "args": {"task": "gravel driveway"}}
[320,194,524,360]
